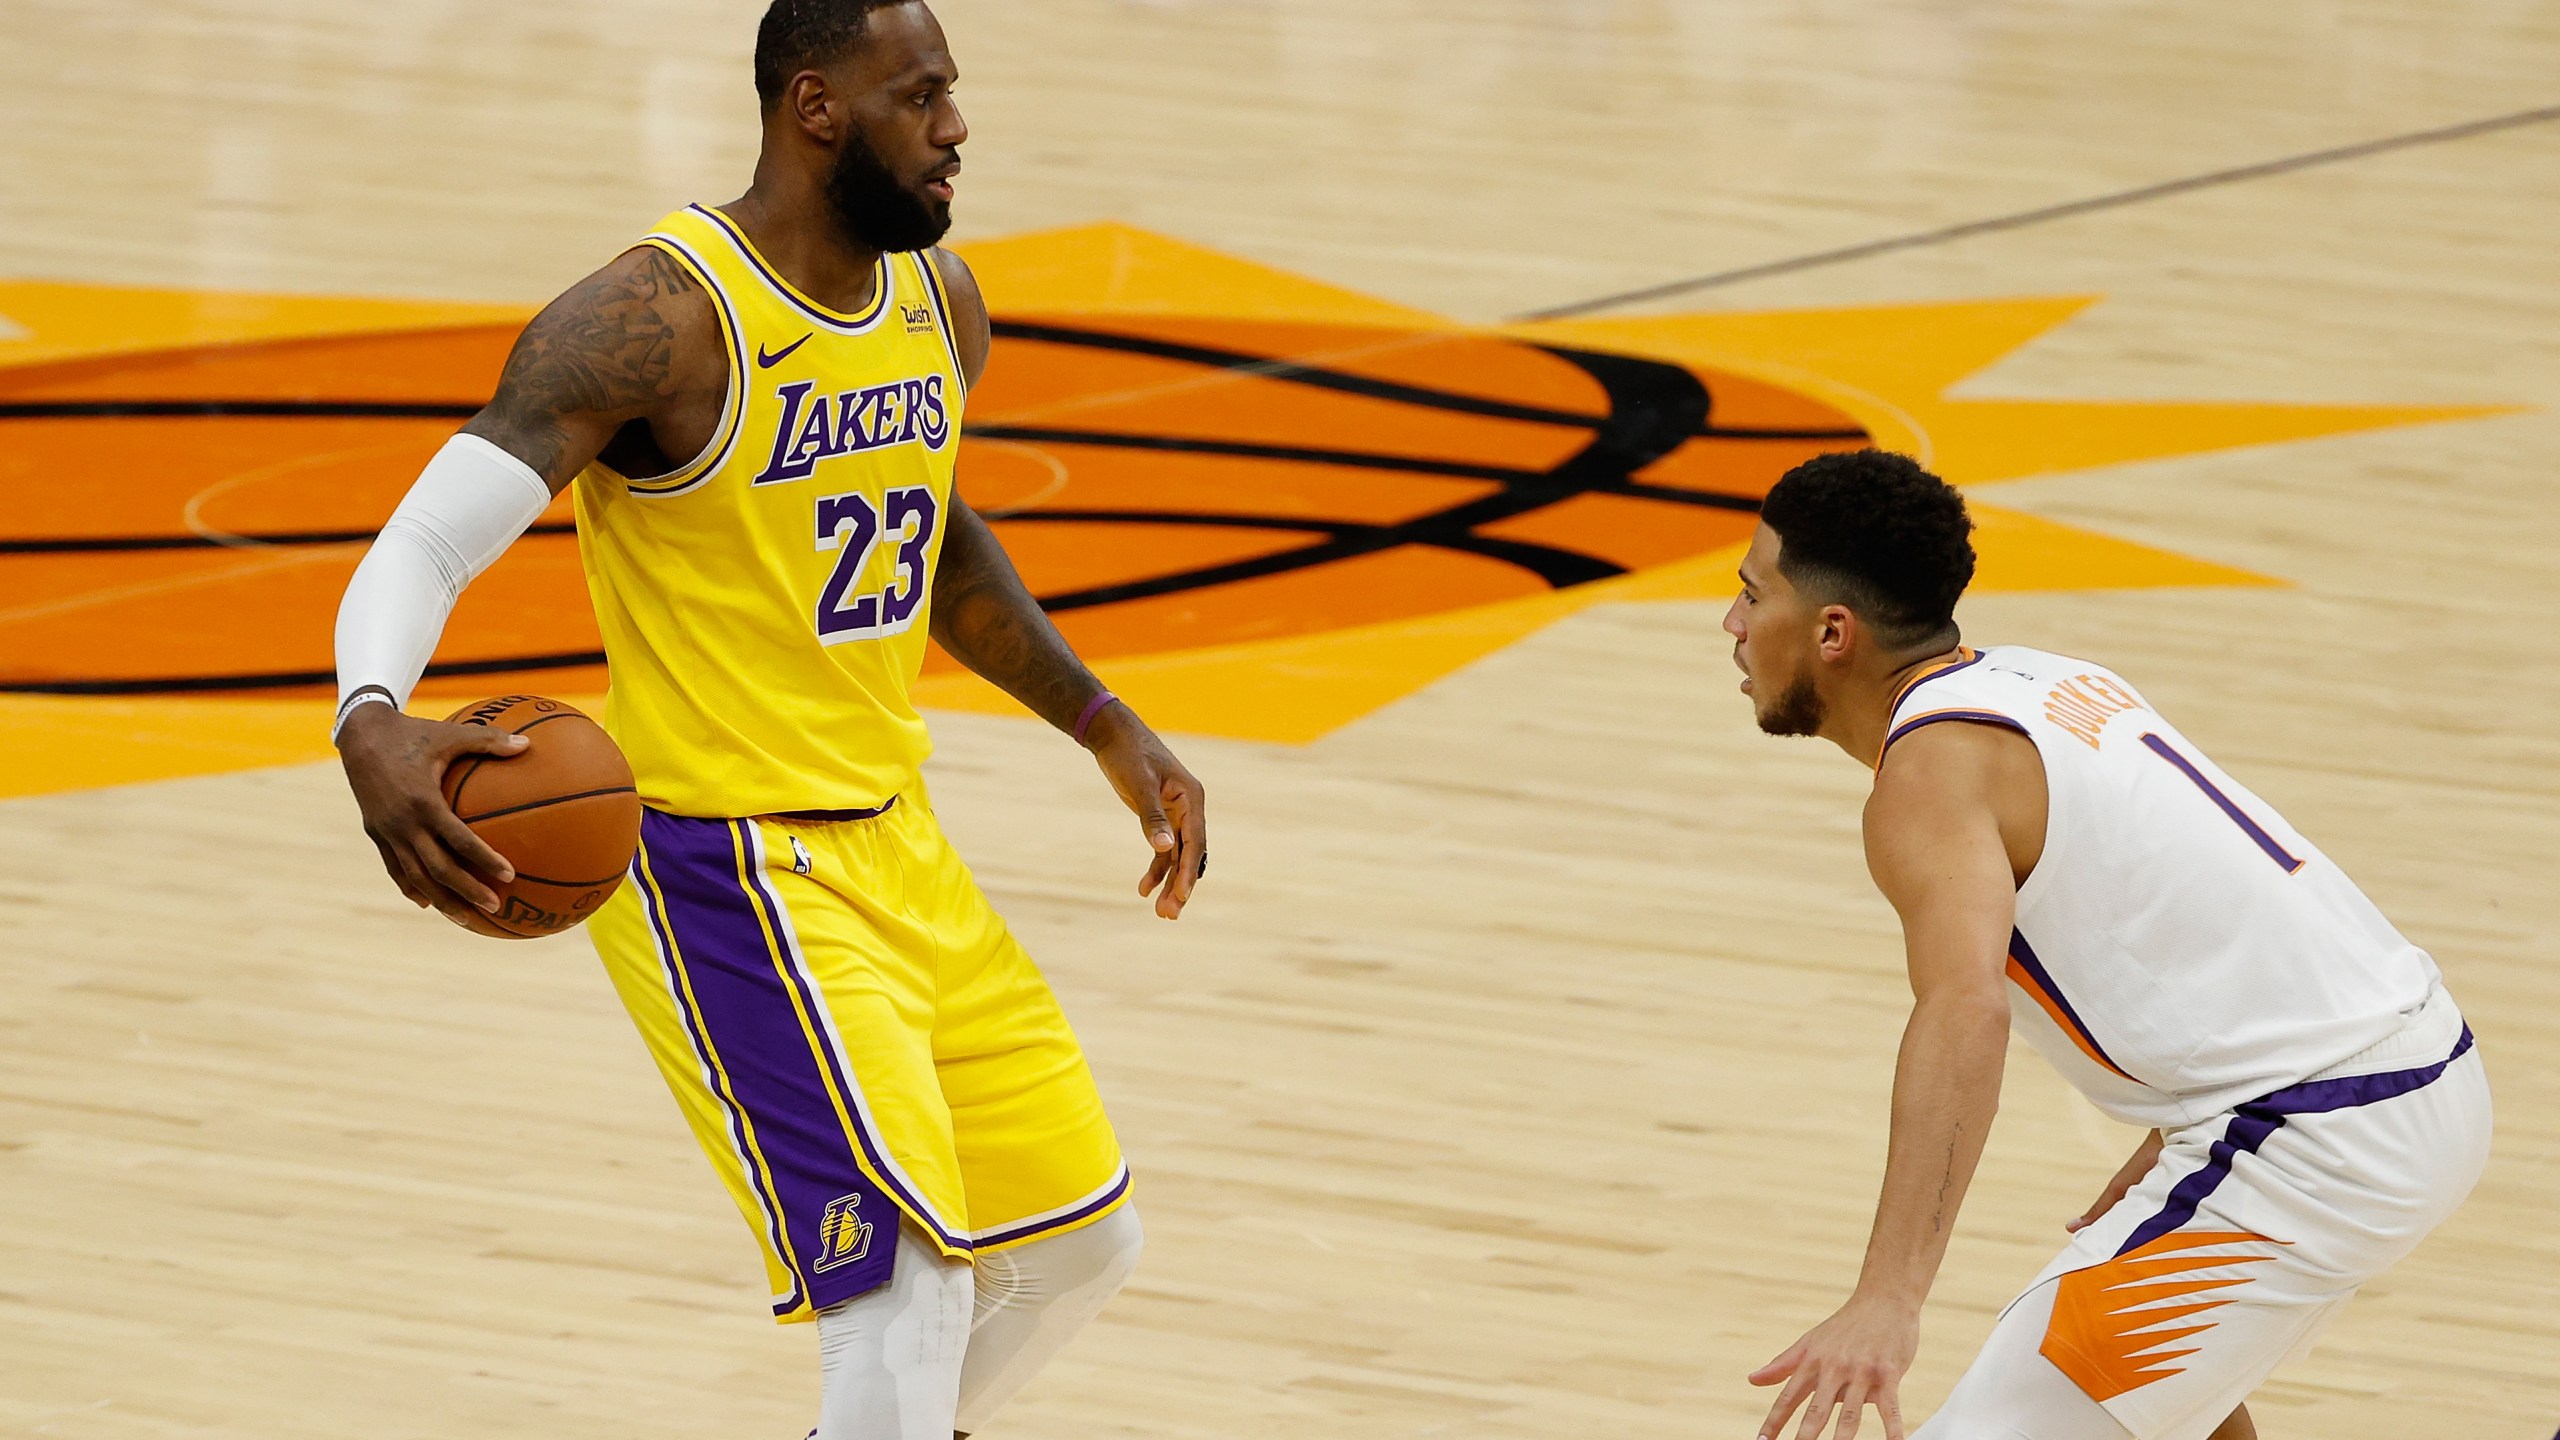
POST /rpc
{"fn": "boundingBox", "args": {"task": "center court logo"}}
[0,309,1870,704]
[813,1193,875,1272]
[0,225,2499,750]
[753,373,953,484]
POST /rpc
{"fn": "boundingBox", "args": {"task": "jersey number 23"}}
[815,487,939,642]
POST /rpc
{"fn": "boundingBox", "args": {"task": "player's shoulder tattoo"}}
[480,246,711,476]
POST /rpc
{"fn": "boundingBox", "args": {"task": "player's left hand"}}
[1081,702,1206,919]
[1749,1293,1917,1440]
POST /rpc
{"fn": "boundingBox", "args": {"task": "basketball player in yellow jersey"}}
[326,4,1205,1435]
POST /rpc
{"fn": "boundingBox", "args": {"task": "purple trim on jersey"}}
[2008,928,2136,1080]
[1884,708,2029,755]
[2114,1025,2476,1257]
[621,233,747,496]
[2139,733,2307,873]
[689,204,891,333]
[971,1165,1134,1249]
[1892,649,1987,709]
[639,809,903,1309]
[728,820,972,1256]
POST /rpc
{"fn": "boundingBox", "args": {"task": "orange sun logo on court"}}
[0,225,2510,796]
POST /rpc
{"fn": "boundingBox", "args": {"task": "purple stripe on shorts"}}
[729,822,970,1254]
[639,809,899,1310]
[2115,1025,2476,1257]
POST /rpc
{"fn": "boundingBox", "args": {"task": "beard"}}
[825,132,951,253]
[1754,670,1826,737]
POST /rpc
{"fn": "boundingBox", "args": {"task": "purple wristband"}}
[1072,691,1121,746]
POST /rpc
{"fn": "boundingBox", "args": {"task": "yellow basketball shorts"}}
[587,795,1129,1323]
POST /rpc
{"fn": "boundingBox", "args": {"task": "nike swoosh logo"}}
[757,334,812,369]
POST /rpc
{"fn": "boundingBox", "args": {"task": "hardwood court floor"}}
[4,1,2558,1436]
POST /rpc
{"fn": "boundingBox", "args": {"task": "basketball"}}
[11,2,2556,1433]
[437,694,641,939]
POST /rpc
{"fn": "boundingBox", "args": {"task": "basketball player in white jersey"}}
[1723,451,2490,1439]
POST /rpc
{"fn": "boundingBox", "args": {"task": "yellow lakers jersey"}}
[573,204,968,817]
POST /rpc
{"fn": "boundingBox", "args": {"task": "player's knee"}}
[977,1205,1144,1313]
[1078,1204,1145,1294]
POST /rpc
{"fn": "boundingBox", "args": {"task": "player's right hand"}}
[1750,1293,1916,1440]
[335,702,525,923]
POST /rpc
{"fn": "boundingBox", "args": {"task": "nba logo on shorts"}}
[814,1194,874,1273]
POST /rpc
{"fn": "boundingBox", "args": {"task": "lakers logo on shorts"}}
[814,1193,876,1274]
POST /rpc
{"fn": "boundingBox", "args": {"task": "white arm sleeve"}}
[332,433,554,737]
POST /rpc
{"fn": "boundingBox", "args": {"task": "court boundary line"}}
[1518,101,2560,320]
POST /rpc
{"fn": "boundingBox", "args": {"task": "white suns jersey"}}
[1883,646,2440,1129]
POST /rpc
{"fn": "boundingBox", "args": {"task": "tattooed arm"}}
[463,245,724,490]
[333,247,721,923]
[931,496,1107,732]
[926,247,1209,919]
[1748,720,2029,1440]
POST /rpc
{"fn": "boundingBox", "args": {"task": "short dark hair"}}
[1759,449,1975,652]
[755,0,909,109]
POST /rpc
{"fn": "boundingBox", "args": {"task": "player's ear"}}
[1815,604,1858,663]
[784,70,841,142]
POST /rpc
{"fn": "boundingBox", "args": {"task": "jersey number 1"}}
[816,486,940,642]
[2140,732,2306,873]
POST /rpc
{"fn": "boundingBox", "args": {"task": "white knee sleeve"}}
[954,1206,1145,1434]
[815,1223,973,1440]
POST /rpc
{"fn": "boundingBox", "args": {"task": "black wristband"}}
[330,685,399,741]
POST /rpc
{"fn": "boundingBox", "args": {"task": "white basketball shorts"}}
[1917,984,2490,1440]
